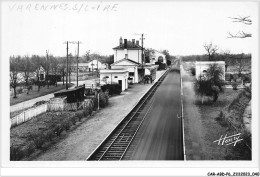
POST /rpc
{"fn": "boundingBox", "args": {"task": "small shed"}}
[99,69,129,91]
[54,85,85,103]
[195,61,225,80]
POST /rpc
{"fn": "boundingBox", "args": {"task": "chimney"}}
[124,39,127,48]
[119,37,123,47]
[132,39,135,46]
[136,40,139,46]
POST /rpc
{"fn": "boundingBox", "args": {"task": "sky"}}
[1,1,258,57]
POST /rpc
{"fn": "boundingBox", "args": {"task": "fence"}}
[10,103,48,128]
[47,101,85,112]
[10,100,90,128]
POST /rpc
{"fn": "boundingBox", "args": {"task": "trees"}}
[194,64,224,103]
[205,64,225,92]
[19,56,34,94]
[203,42,219,61]
[31,55,44,92]
[228,16,252,38]
[10,56,21,98]
[144,48,155,63]
[220,50,234,72]
[232,53,251,77]
[49,56,59,87]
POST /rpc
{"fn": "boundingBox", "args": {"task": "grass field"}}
[195,88,251,160]
[69,72,98,81]
[10,83,73,106]
[10,111,79,160]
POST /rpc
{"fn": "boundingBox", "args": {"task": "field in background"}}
[10,84,73,106]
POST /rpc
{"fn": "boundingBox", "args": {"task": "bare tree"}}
[220,50,234,72]
[229,16,252,25]
[49,56,59,87]
[144,48,155,63]
[10,56,21,98]
[203,42,219,61]
[20,56,34,94]
[232,53,251,77]
[228,16,252,38]
[228,31,252,38]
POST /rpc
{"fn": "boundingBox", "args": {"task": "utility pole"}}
[92,60,94,76]
[63,41,82,89]
[77,41,79,87]
[66,41,68,90]
[97,57,99,77]
[46,50,49,89]
[134,33,146,78]
[141,33,144,70]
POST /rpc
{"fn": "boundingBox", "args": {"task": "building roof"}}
[71,63,89,67]
[100,69,128,74]
[111,58,141,66]
[195,61,225,65]
[113,42,142,50]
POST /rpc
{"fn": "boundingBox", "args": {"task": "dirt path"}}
[32,71,166,161]
[181,65,205,160]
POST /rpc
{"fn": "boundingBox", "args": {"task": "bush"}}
[62,120,72,131]
[76,110,84,121]
[17,88,23,94]
[44,130,55,141]
[27,132,46,149]
[243,75,251,83]
[101,84,122,95]
[33,100,47,107]
[10,144,24,161]
[53,124,64,136]
[71,115,78,125]
[190,67,196,76]
[232,82,239,90]
[98,91,109,108]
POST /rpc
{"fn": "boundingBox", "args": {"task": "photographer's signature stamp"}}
[213,133,243,146]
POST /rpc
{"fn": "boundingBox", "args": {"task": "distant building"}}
[71,63,89,72]
[99,69,129,91]
[195,61,225,80]
[113,37,143,64]
[150,50,166,64]
[87,59,107,72]
[110,58,141,83]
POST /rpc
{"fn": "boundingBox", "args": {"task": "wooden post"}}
[23,111,25,122]
[98,93,100,110]
[66,41,69,90]
[77,41,79,87]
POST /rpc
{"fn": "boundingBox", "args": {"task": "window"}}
[114,76,118,78]
[129,72,134,76]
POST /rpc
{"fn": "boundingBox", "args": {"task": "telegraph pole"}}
[63,41,82,89]
[46,50,49,89]
[66,41,69,90]
[134,33,146,78]
[77,41,79,87]
[141,33,144,70]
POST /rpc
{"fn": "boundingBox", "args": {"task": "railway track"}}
[87,70,169,161]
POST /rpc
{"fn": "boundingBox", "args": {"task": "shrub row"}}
[10,111,84,161]
[101,84,122,95]
[10,95,110,161]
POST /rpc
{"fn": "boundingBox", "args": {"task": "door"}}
[118,80,122,86]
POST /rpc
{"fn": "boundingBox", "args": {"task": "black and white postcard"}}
[1,1,259,176]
